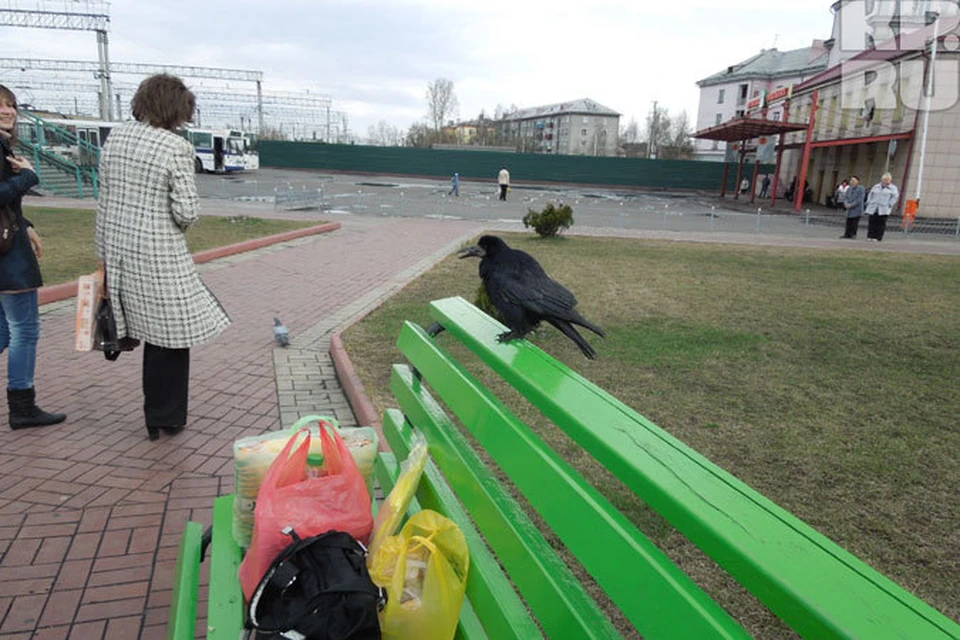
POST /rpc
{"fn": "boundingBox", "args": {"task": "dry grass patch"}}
[342,232,960,638]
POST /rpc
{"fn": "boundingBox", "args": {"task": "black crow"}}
[459,235,604,359]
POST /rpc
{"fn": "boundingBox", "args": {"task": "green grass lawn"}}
[341,232,960,639]
[24,206,320,285]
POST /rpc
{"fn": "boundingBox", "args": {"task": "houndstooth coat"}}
[95,121,230,349]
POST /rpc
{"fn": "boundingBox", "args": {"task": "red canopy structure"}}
[693,116,808,206]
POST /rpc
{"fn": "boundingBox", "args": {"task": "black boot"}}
[8,388,67,430]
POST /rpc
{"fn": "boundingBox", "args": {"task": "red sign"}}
[747,96,764,110]
[766,85,793,104]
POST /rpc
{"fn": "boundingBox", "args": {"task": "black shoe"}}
[160,426,185,436]
[147,426,160,441]
[7,388,66,430]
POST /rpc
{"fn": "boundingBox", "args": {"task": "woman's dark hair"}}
[0,84,19,145]
[131,74,195,131]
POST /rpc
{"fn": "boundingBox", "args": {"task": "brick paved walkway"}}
[0,215,481,639]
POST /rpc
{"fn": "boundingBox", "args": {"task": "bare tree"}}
[620,117,640,144]
[426,78,459,136]
[366,120,398,146]
[668,110,694,158]
[644,103,672,158]
[405,122,434,148]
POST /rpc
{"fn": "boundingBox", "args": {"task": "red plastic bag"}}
[238,427,373,600]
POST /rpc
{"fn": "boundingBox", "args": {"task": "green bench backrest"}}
[388,296,960,640]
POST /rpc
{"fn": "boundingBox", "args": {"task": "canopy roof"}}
[693,117,807,142]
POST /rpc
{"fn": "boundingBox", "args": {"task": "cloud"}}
[1,0,833,137]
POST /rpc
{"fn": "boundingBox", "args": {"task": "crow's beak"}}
[458,245,484,259]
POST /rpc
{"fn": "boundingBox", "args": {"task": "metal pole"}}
[96,30,114,120]
[915,14,939,203]
[256,80,264,134]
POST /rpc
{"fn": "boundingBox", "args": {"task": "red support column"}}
[795,90,820,212]
[770,98,791,207]
[720,160,730,197]
[750,158,760,204]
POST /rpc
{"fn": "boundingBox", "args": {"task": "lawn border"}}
[37,222,341,306]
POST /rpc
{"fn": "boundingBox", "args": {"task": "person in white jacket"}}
[864,172,899,242]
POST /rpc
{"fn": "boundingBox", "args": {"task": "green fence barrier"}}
[260,141,776,192]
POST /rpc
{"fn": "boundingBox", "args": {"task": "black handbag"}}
[94,268,140,361]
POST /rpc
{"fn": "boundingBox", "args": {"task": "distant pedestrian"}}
[840,175,865,239]
[740,177,750,195]
[449,172,460,197]
[865,172,899,242]
[760,174,771,198]
[498,166,510,201]
[834,179,849,211]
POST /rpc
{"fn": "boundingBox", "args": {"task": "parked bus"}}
[179,127,255,173]
[18,114,259,174]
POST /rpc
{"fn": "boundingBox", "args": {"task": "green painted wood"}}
[426,296,960,640]
[381,408,539,640]
[393,364,633,640]
[397,327,750,640]
[207,495,245,640]
[168,521,203,640]
[375,449,489,640]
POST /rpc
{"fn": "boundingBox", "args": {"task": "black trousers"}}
[143,342,190,428]
[843,215,861,238]
[867,214,888,241]
[499,185,508,201]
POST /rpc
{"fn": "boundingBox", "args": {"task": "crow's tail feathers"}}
[569,311,606,338]
[548,319,598,360]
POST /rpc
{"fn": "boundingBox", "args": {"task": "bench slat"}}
[207,495,245,640]
[397,326,750,640]
[380,408,543,640]
[393,364,637,639]
[168,521,204,640]
[427,296,960,640]
[375,450,490,640]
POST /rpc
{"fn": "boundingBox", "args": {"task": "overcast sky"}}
[2,0,835,138]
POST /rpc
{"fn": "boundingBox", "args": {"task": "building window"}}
[735,109,745,117]
[581,129,587,135]
[718,89,725,104]
[583,116,589,124]
[715,113,722,125]
[712,140,719,150]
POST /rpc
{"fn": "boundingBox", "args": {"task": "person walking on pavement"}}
[840,175,865,239]
[96,75,231,442]
[498,166,510,201]
[449,172,460,197]
[0,84,66,430]
[865,172,899,242]
[760,174,771,198]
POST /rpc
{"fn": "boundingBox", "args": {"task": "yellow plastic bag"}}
[368,433,428,558]
[369,510,469,640]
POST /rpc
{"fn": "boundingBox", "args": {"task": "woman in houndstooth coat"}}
[96,74,230,441]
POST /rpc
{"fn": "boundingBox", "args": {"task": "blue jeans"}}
[0,290,40,390]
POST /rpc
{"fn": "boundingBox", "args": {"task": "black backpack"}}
[246,527,385,640]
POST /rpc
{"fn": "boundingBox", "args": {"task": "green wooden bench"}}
[170,296,960,639]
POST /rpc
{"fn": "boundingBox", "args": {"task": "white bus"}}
[18,114,259,174]
[179,127,259,174]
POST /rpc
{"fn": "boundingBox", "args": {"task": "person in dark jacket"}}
[0,85,66,429]
[840,175,866,239]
